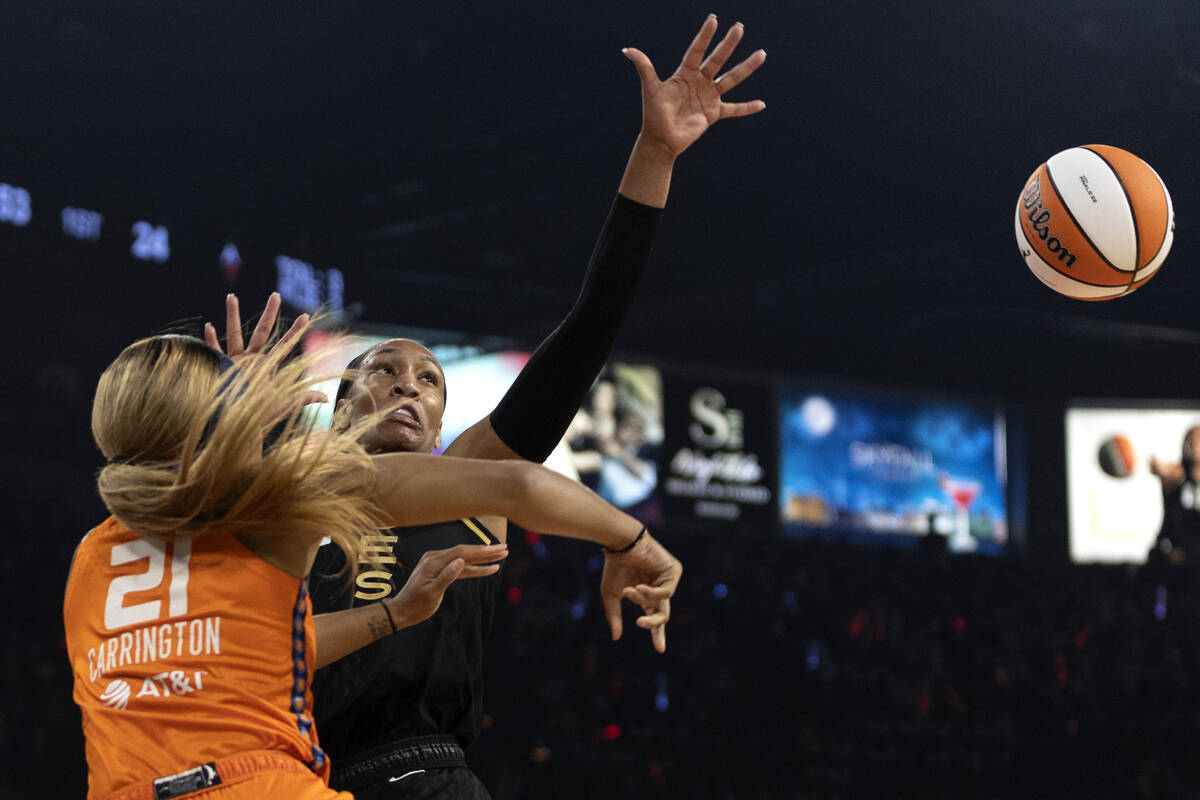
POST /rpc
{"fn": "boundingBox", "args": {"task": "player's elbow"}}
[503,460,546,511]
[494,459,565,520]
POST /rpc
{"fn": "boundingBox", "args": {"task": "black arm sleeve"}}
[488,193,663,462]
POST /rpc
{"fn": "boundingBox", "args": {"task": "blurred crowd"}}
[474,532,1200,799]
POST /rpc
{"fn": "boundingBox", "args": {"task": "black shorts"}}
[328,736,490,800]
[348,766,492,800]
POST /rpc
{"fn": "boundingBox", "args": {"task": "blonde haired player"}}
[64,295,670,799]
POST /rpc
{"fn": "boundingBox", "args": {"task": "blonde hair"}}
[92,329,386,570]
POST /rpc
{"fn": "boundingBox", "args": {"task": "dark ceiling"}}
[7,1,1200,398]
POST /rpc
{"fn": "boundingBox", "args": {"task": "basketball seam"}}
[1139,242,1169,281]
[1136,196,1171,282]
[1135,262,1164,283]
[1080,145,1140,295]
[1044,158,1127,280]
[1018,225,1127,289]
[1022,247,1125,297]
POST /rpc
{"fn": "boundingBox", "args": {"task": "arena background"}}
[6,1,1200,797]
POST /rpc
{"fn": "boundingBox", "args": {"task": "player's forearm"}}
[368,453,642,550]
[617,133,677,208]
[368,453,526,525]
[313,600,400,670]
[509,463,645,550]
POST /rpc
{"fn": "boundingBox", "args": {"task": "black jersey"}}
[308,194,661,783]
[1159,479,1200,553]
[310,518,502,756]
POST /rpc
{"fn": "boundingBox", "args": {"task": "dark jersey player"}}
[1150,425,1200,564]
[309,16,767,798]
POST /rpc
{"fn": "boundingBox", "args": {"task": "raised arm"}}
[447,16,767,465]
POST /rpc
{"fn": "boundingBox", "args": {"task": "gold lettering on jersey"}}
[87,615,221,683]
[354,532,397,600]
[354,571,394,601]
[359,533,398,564]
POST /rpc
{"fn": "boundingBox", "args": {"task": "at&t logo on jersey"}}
[135,670,207,699]
[96,671,210,711]
[100,680,131,710]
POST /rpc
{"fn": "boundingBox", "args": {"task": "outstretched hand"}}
[204,292,308,366]
[600,530,682,653]
[624,15,767,159]
[204,292,325,405]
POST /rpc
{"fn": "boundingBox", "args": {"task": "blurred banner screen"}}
[1066,404,1200,564]
[562,363,665,525]
[660,372,776,531]
[779,385,1008,555]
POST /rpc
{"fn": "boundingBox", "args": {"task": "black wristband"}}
[378,600,398,634]
[603,526,647,555]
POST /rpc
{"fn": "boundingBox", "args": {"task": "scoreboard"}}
[2,178,344,314]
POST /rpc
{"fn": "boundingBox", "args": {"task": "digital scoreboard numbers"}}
[5,177,348,305]
[62,207,103,241]
[276,255,344,313]
[4,181,171,262]
[0,183,32,227]
[131,221,170,263]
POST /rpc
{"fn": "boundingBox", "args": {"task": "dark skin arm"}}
[440,17,764,652]
[446,15,767,463]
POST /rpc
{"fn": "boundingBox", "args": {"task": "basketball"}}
[1015,145,1174,300]
[1097,433,1135,478]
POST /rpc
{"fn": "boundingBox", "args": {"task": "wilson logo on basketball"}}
[1021,176,1077,268]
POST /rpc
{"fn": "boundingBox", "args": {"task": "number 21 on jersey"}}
[104,537,191,631]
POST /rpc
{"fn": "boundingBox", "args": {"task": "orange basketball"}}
[1097,434,1136,478]
[1015,145,1174,300]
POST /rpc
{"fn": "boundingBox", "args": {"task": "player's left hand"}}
[623,15,767,159]
[204,292,306,363]
[600,530,682,653]
[389,543,509,629]
[204,292,326,405]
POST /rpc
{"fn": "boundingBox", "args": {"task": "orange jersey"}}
[64,517,330,798]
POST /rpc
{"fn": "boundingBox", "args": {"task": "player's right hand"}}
[600,530,682,654]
